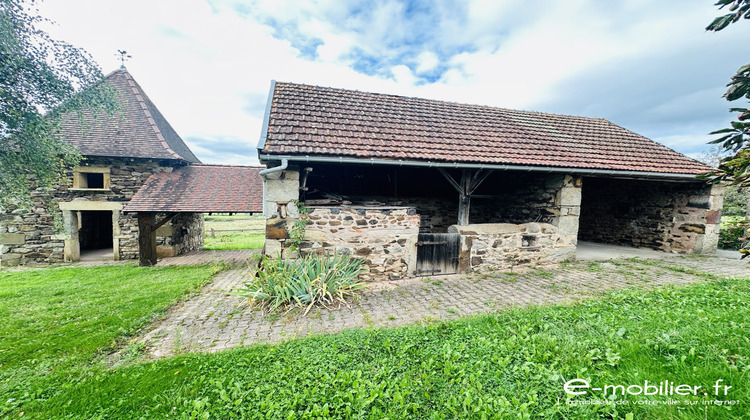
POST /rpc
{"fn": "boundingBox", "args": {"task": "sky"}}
[37,0,750,165]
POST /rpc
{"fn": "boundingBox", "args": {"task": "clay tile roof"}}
[124,165,263,213]
[57,68,200,163]
[260,82,711,175]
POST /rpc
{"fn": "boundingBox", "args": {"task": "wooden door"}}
[415,233,460,276]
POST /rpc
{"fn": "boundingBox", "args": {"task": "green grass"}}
[1,261,746,418]
[203,214,265,250]
[0,264,224,416]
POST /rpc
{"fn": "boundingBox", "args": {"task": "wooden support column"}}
[439,168,493,226]
[137,212,178,267]
[138,212,157,266]
[458,170,470,226]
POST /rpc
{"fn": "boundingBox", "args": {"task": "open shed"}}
[124,164,264,265]
[257,82,722,280]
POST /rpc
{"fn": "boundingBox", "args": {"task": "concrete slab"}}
[576,241,683,261]
[576,241,744,262]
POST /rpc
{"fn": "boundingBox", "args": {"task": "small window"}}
[85,173,104,189]
[72,166,111,190]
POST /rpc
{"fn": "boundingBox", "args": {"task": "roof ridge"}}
[122,72,183,160]
[274,81,607,122]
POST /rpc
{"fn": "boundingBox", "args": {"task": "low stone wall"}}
[271,207,421,281]
[449,223,576,272]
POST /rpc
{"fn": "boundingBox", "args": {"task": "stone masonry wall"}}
[1,157,202,266]
[300,207,421,281]
[579,178,722,254]
[450,223,577,272]
[471,173,570,225]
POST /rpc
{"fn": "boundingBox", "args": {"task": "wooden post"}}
[457,170,470,226]
[138,212,157,266]
[439,168,493,227]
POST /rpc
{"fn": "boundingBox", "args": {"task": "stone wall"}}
[0,157,203,266]
[471,174,569,224]
[300,207,420,281]
[155,213,204,258]
[328,196,456,233]
[578,178,722,254]
[450,223,577,272]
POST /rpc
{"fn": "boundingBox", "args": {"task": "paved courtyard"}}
[133,251,750,359]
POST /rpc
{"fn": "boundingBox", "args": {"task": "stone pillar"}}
[555,175,582,246]
[263,168,300,257]
[112,209,121,260]
[693,184,724,254]
[62,210,80,262]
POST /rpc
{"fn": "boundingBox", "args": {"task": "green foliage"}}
[707,1,750,32]
[721,183,748,215]
[719,220,748,249]
[0,0,116,208]
[704,0,750,186]
[0,263,223,416]
[287,200,312,252]
[238,253,366,313]
[16,268,750,419]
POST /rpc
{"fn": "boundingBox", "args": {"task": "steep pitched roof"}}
[57,68,200,163]
[124,165,263,213]
[259,82,711,176]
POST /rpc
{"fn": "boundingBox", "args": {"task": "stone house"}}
[0,68,204,266]
[257,82,722,281]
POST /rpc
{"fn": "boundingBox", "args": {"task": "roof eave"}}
[258,153,708,182]
[256,80,276,153]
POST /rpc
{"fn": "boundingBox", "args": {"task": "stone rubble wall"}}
[471,173,572,225]
[154,213,205,258]
[449,223,577,272]
[579,178,722,254]
[0,157,203,266]
[300,207,421,281]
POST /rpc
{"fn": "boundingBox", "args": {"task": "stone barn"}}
[0,68,204,266]
[256,82,722,281]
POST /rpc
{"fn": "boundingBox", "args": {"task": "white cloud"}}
[415,51,439,74]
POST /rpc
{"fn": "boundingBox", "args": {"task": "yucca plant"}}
[238,253,366,314]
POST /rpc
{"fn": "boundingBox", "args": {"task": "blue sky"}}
[39,0,750,164]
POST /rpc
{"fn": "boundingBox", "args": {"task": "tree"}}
[705,0,750,185]
[0,0,114,209]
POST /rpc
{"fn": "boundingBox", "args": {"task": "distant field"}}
[203,213,265,250]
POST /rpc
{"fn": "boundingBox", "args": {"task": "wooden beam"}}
[138,212,157,266]
[469,170,493,195]
[438,168,462,194]
[153,212,177,231]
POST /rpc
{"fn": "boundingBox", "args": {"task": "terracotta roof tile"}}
[57,69,200,163]
[260,83,711,175]
[124,165,263,213]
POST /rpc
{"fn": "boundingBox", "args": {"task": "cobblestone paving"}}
[157,249,259,267]
[135,255,749,359]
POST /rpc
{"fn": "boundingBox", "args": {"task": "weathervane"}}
[116,50,132,69]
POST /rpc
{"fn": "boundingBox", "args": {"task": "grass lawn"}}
[203,214,265,250]
[1,261,748,418]
[0,264,225,417]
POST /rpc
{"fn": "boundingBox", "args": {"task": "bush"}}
[719,220,749,250]
[238,253,366,313]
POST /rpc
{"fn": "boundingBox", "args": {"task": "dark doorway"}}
[79,211,113,251]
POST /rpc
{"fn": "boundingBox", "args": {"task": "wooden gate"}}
[415,233,461,276]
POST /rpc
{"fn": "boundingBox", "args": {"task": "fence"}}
[206,228,264,238]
